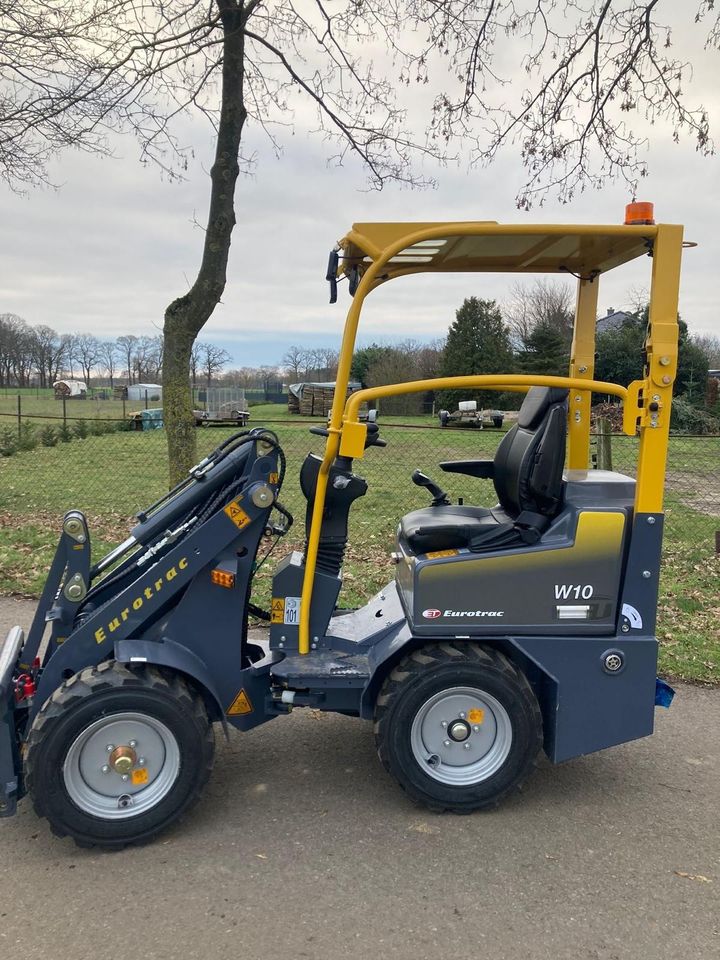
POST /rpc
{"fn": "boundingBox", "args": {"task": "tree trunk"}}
[163,2,247,485]
[596,417,613,471]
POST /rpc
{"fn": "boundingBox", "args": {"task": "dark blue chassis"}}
[0,432,673,819]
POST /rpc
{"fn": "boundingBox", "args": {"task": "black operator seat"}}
[400,387,569,554]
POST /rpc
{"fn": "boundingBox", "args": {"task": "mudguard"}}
[114,638,227,730]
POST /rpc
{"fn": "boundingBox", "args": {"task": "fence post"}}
[63,395,67,426]
[144,389,148,410]
[596,417,613,471]
[122,398,126,421]
[16,393,21,438]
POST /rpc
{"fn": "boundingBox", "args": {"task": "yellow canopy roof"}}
[339,221,662,289]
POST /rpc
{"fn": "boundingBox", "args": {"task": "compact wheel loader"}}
[1,206,683,847]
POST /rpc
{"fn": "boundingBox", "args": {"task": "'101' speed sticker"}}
[283,597,301,625]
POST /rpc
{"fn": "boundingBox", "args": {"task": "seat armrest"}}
[439,460,494,479]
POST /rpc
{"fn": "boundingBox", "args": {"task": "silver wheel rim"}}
[410,686,513,785]
[63,712,181,819]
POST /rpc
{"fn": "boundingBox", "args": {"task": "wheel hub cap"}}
[109,745,137,775]
[448,720,471,742]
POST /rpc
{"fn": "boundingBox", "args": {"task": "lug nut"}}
[138,758,146,766]
[459,712,466,719]
[443,740,451,747]
[101,765,110,774]
[463,743,471,750]
[440,721,447,728]
[121,774,129,782]
[106,744,115,753]
[473,725,479,732]
[128,740,137,748]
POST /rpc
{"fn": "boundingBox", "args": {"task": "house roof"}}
[596,309,631,334]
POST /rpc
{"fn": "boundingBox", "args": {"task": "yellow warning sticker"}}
[227,689,253,716]
[468,708,485,725]
[268,472,279,485]
[425,549,459,559]
[271,598,285,624]
[224,500,251,530]
[131,767,149,786]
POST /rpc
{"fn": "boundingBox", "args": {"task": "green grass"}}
[0,420,717,683]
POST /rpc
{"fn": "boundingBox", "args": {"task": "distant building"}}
[596,308,631,335]
[126,383,162,402]
[53,379,87,399]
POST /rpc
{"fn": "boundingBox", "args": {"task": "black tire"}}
[25,662,214,848]
[374,643,541,812]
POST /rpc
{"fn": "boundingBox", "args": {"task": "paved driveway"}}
[1,596,718,960]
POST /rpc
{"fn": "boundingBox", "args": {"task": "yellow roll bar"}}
[297,219,684,654]
[344,375,627,424]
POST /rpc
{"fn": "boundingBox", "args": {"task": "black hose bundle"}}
[77,430,291,619]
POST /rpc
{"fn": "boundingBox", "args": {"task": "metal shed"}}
[126,383,162,402]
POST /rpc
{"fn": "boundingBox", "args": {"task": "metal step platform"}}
[270,651,370,690]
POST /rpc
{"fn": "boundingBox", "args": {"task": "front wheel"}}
[374,644,541,812]
[25,662,214,848]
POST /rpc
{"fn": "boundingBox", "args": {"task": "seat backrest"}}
[493,387,568,518]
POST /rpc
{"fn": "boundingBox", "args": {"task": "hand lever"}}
[411,469,450,506]
[365,422,387,448]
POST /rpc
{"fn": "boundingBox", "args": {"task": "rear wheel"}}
[374,643,541,812]
[25,662,214,848]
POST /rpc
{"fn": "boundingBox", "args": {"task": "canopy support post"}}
[568,277,599,470]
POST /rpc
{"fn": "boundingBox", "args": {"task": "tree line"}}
[433,282,719,422]
[342,281,719,419]
[0,316,234,390]
[5,281,719,418]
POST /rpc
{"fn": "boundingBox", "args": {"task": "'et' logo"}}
[422,608,442,619]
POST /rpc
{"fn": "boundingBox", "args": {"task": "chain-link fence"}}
[2,401,716,679]
[1,404,718,546]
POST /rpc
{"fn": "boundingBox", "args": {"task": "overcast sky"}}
[1,4,718,369]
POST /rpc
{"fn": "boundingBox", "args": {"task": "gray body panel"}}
[397,471,635,636]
